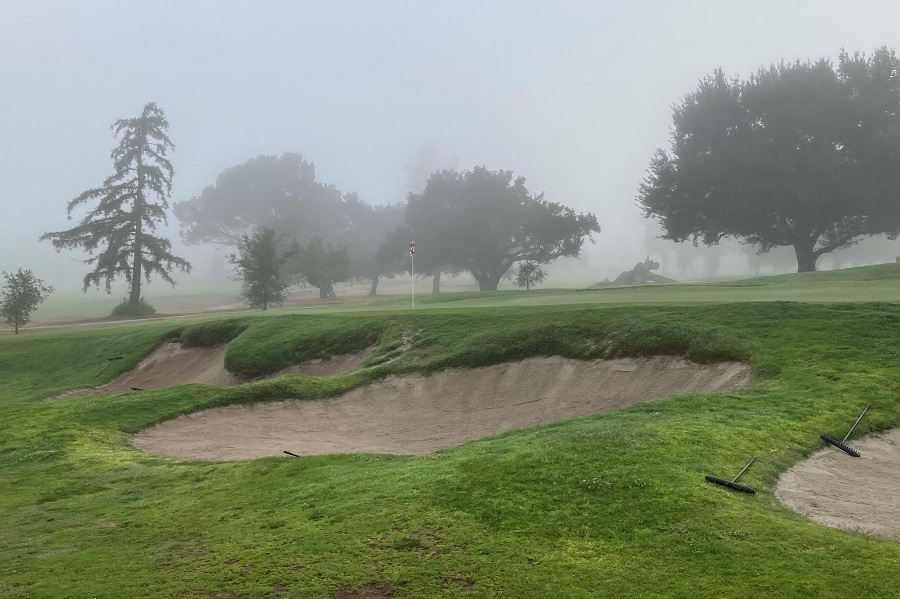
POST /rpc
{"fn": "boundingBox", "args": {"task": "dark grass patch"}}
[180,318,250,348]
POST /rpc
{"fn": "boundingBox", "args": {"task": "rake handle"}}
[731,457,756,483]
[842,403,871,442]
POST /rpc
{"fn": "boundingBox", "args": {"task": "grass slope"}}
[1,297,900,597]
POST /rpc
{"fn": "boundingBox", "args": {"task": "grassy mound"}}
[1,301,900,597]
[727,262,900,286]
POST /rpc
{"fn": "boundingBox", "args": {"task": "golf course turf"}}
[2,266,900,598]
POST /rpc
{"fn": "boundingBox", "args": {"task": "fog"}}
[3,0,900,298]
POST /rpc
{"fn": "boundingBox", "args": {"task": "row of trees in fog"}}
[174,154,600,298]
[37,107,600,312]
[26,46,900,317]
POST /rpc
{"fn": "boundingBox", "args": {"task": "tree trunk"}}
[471,266,502,291]
[473,271,500,291]
[432,271,441,294]
[320,283,336,300]
[793,241,819,273]
[130,156,145,307]
[478,278,499,291]
[369,275,379,296]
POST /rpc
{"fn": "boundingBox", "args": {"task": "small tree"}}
[41,102,190,313]
[1,269,53,334]
[514,261,547,290]
[228,228,295,311]
[286,236,350,300]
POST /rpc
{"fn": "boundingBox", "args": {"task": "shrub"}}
[110,297,156,318]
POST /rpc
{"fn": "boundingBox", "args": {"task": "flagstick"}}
[411,252,415,310]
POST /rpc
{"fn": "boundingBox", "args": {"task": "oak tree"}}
[639,48,900,272]
[173,153,345,247]
[408,167,599,291]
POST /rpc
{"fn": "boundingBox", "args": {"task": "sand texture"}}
[776,428,900,542]
[132,355,750,460]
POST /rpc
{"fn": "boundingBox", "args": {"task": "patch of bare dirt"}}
[132,355,750,460]
[333,583,395,598]
[776,428,900,542]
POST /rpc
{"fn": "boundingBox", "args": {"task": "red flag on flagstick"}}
[409,240,416,255]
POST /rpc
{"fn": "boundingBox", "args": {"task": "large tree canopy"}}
[174,153,345,246]
[41,102,190,309]
[639,48,900,272]
[407,166,600,291]
[337,195,405,295]
[175,153,402,297]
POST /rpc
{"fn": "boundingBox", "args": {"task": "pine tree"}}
[228,228,295,311]
[41,103,190,312]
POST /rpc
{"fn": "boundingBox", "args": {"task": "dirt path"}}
[776,428,900,542]
[132,355,750,460]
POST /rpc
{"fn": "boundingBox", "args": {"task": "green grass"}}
[11,263,900,331]
[2,266,900,597]
[727,262,900,285]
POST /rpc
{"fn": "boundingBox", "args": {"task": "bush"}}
[110,297,156,318]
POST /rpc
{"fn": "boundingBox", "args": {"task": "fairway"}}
[11,263,900,336]
[2,266,900,598]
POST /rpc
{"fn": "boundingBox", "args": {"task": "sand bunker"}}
[51,342,375,400]
[132,355,750,460]
[776,429,900,542]
[277,345,377,377]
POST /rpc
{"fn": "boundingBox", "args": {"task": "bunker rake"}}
[821,403,871,457]
[93,355,123,378]
[705,457,757,494]
[111,386,145,398]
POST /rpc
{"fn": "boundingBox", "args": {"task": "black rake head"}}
[820,433,861,457]
[705,475,757,494]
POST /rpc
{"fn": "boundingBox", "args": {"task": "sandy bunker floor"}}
[776,428,900,542]
[51,342,376,399]
[133,355,750,460]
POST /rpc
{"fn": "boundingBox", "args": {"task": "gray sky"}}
[3,0,900,290]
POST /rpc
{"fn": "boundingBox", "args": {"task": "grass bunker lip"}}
[131,355,750,460]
